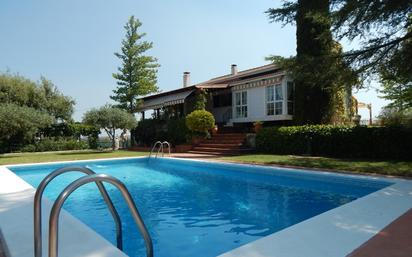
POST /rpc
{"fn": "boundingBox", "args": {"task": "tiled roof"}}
[139,63,280,102]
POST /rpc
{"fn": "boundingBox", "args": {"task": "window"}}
[287,82,294,115]
[266,85,274,115]
[275,84,283,115]
[267,84,283,115]
[235,91,247,118]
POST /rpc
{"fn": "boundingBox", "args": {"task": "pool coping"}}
[1,156,412,257]
[0,157,145,257]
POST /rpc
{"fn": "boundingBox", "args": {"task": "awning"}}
[139,89,194,111]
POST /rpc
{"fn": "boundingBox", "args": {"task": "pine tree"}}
[111,16,160,113]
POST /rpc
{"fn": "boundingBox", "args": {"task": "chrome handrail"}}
[157,143,164,158]
[149,141,162,158]
[162,141,171,157]
[33,166,122,257]
[149,141,171,158]
[48,174,153,257]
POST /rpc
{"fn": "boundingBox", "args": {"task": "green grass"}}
[2,150,411,177]
[0,150,148,165]
[219,154,412,177]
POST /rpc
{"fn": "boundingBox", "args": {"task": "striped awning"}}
[139,89,194,111]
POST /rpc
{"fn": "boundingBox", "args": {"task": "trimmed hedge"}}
[256,125,412,160]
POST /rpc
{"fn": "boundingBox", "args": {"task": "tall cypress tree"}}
[267,0,357,124]
[111,16,160,113]
[294,0,335,124]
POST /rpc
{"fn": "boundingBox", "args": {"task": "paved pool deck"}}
[347,208,412,257]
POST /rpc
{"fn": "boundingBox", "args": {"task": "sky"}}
[0,0,386,121]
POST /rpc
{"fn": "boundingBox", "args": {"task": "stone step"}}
[212,134,246,138]
[198,143,241,148]
[187,150,238,156]
[192,146,237,152]
[204,139,245,144]
[188,148,252,156]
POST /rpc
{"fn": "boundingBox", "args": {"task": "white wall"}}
[230,76,293,123]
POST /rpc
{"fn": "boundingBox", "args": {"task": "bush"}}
[166,118,190,145]
[41,123,100,149]
[379,107,412,127]
[20,138,89,152]
[134,119,166,146]
[256,125,412,160]
[133,118,189,146]
[185,110,215,134]
[20,144,36,152]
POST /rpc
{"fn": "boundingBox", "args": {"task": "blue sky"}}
[0,0,386,121]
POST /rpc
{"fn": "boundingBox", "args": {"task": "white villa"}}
[138,64,295,128]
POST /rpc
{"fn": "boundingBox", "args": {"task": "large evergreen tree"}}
[111,16,160,113]
[267,0,357,124]
[333,0,412,77]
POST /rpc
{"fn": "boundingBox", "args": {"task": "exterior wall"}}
[211,106,231,123]
[230,75,293,123]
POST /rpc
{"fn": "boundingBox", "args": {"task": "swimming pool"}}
[9,157,391,257]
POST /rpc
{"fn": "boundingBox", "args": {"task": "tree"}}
[379,106,412,127]
[377,30,412,112]
[194,89,207,111]
[111,16,160,113]
[38,77,75,122]
[332,0,412,77]
[0,104,53,152]
[267,0,357,124]
[379,72,412,112]
[0,73,75,122]
[0,73,75,152]
[82,105,137,149]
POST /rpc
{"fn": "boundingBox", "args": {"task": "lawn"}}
[1,150,411,177]
[0,150,148,165]
[219,154,412,177]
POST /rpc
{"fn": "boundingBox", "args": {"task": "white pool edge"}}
[1,156,411,257]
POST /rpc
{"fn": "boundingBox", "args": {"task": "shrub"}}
[20,138,89,152]
[134,118,189,146]
[20,144,36,152]
[256,125,412,160]
[134,119,166,146]
[41,123,100,149]
[167,118,190,145]
[185,110,215,134]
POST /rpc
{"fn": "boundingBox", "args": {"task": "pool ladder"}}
[149,141,171,158]
[33,166,153,257]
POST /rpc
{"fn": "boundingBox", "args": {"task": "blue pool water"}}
[9,158,391,257]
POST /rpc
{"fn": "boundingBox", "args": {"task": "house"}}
[138,64,295,129]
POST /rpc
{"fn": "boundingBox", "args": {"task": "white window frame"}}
[234,91,247,118]
[266,85,275,116]
[266,84,283,116]
[274,84,283,115]
[287,81,295,115]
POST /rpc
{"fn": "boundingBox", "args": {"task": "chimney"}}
[183,72,190,87]
[231,64,238,75]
